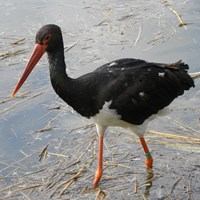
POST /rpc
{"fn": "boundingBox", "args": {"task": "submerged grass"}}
[0,121,199,199]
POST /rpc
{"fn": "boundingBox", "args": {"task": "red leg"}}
[93,135,104,188]
[139,137,153,168]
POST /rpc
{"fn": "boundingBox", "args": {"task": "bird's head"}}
[36,24,63,53]
[12,24,63,96]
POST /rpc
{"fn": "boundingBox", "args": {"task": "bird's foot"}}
[93,170,102,188]
[145,152,153,168]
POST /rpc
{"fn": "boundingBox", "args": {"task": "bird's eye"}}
[43,34,51,44]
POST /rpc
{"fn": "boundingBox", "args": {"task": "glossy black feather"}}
[50,58,194,125]
[75,59,194,124]
[36,25,194,125]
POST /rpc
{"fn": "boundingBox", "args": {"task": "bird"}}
[12,24,198,188]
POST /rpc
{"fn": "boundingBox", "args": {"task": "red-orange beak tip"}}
[11,91,16,97]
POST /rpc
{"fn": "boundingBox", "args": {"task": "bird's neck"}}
[47,49,82,110]
[48,48,66,76]
[47,48,98,118]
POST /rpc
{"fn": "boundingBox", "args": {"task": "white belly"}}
[90,101,170,137]
[90,101,148,137]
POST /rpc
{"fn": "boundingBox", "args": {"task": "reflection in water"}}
[143,168,154,198]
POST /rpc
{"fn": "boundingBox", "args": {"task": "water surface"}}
[0,0,200,199]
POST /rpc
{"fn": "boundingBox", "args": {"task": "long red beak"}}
[12,43,47,96]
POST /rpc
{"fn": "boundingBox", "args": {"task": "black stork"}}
[12,24,196,188]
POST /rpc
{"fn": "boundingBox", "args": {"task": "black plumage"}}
[33,24,194,125]
[49,56,194,125]
[11,24,196,187]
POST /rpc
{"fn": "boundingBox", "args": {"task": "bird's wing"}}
[94,59,194,125]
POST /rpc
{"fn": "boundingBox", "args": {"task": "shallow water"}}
[0,0,200,199]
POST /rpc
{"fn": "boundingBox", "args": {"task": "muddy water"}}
[0,0,200,199]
